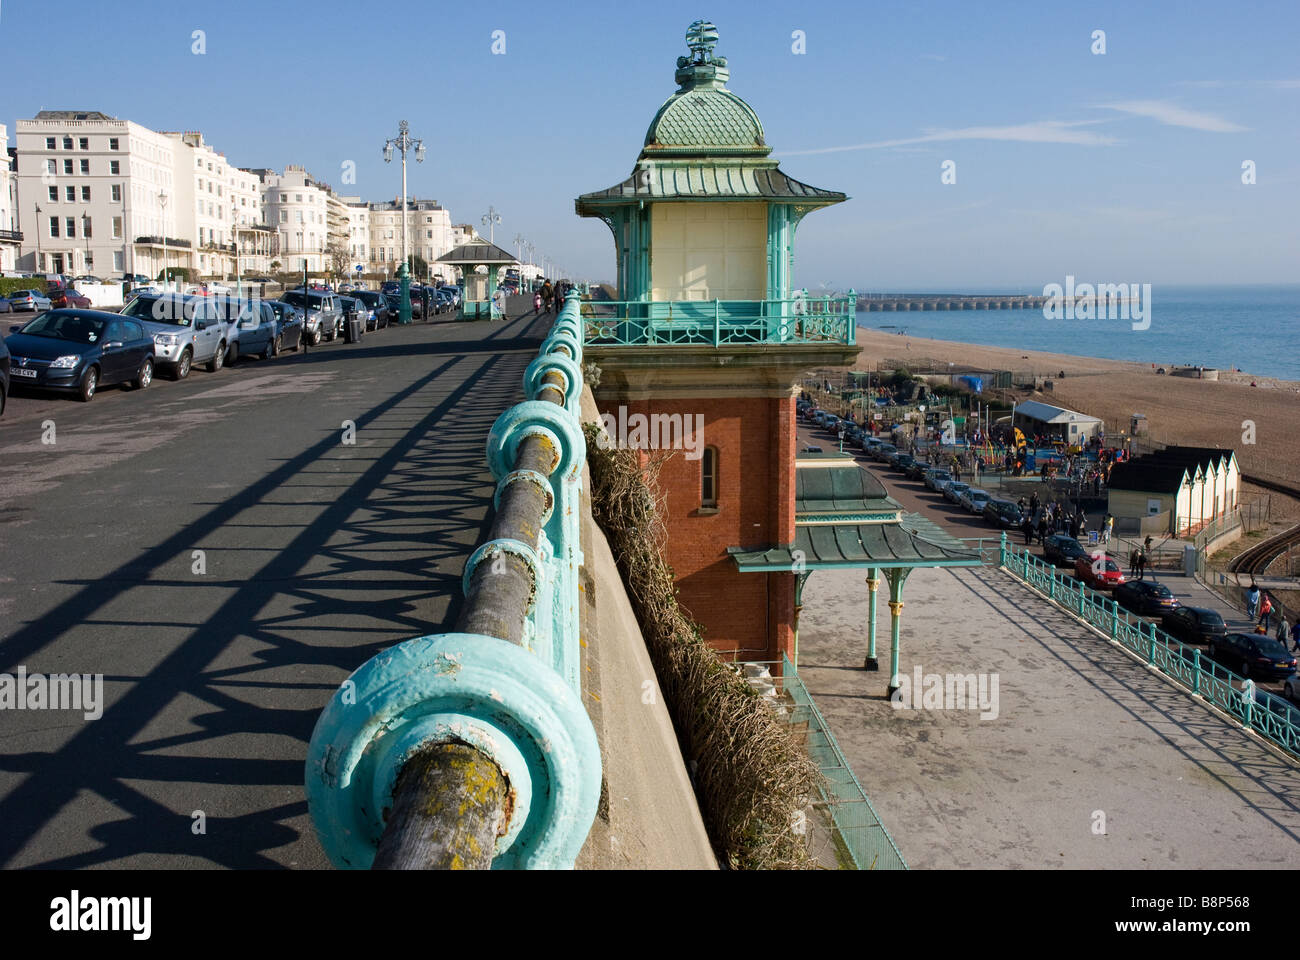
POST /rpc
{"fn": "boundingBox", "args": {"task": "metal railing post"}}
[713,297,720,344]
[1192,649,1202,696]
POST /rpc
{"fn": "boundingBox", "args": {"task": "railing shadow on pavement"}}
[0,323,540,868]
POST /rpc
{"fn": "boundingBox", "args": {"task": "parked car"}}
[221,299,281,359]
[924,468,952,492]
[337,295,363,329]
[7,289,52,312]
[802,445,823,453]
[904,460,929,480]
[982,499,1023,528]
[0,336,8,416]
[280,290,342,343]
[73,274,104,285]
[958,488,993,514]
[1253,686,1300,725]
[435,289,456,314]
[1074,552,1125,590]
[1043,533,1089,567]
[0,297,11,314]
[350,290,390,330]
[1208,632,1297,681]
[267,300,305,352]
[120,292,227,378]
[1160,606,1227,646]
[943,480,970,504]
[5,309,154,400]
[1113,580,1181,616]
[891,454,917,474]
[48,288,92,309]
[439,285,461,307]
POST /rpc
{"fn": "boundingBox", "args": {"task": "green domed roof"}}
[640,20,770,159]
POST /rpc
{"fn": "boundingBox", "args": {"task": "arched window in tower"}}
[701,446,719,509]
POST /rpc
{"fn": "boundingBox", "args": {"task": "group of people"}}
[1246,580,1299,650]
[1018,494,1090,546]
[530,279,572,316]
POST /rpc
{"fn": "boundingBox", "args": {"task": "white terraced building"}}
[258,165,332,274]
[0,125,20,272]
[367,198,453,281]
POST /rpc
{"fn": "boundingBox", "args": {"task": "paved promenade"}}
[0,312,552,868]
[796,563,1300,868]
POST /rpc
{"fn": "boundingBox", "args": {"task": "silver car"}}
[120,293,230,379]
[280,290,342,344]
[7,289,52,312]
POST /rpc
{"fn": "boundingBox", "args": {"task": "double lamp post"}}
[383,120,425,324]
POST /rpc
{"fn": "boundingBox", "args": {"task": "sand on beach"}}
[846,328,1300,501]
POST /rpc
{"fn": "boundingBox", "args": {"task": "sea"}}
[855,284,1300,382]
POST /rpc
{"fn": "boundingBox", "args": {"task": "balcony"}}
[0,229,22,243]
[134,235,192,248]
[581,295,857,347]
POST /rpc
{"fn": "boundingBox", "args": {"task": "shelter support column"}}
[792,572,810,670]
[885,567,911,697]
[864,568,880,670]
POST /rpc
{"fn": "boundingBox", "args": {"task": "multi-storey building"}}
[260,165,331,273]
[367,198,452,280]
[0,125,21,272]
[338,197,370,275]
[15,110,182,279]
[230,166,275,276]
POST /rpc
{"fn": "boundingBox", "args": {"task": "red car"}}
[1075,552,1125,590]
[48,287,92,309]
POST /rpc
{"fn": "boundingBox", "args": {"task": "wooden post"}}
[373,742,510,870]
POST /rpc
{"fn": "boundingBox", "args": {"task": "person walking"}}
[1290,618,1300,654]
[1101,513,1113,545]
[492,285,508,322]
[1246,580,1260,619]
[1258,592,1273,632]
[540,279,554,314]
[1136,547,1147,581]
[1021,513,1034,546]
[1276,611,1291,647]
[1036,510,1048,545]
[1129,546,1140,578]
[532,291,543,315]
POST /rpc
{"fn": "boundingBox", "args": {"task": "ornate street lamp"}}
[158,189,169,289]
[383,120,425,324]
[481,206,501,245]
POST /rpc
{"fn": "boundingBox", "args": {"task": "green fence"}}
[999,538,1300,757]
[770,656,907,870]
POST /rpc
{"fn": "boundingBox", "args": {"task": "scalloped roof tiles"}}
[648,91,763,148]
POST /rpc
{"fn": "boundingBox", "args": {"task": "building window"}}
[111,184,121,202]
[79,137,89,150]
[197,157,203,168]
[113,250,124,271]
[279,193,287,202]
[110,160,120,175]
[112,216,122,239]
[701,447,719,508]
[82,186,91,202]
[80,159,89,175]
[83,218,92,238]
[48,185,58,202]
[109,137,119,150]
[49,217,59,237]
[46,137,56,150]
[295,194,302,202]
[84,251,93,269]
[63,136,73,150]
[63,159,74,175]
[279,210,287,223]
[66,217,77,237]
[66,185,76,202]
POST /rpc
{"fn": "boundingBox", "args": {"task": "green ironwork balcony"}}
[581,293,857,347]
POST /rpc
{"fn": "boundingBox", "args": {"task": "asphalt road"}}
[0,310,552,868]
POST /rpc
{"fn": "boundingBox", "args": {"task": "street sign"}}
[953,416,966,424]
[355,264,363,274]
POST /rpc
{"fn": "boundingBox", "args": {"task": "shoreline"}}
[851,325,1300,391]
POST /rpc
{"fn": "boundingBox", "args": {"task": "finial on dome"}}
[675,19,729,90]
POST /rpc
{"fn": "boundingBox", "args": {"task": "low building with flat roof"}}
[1012,400,1102,444]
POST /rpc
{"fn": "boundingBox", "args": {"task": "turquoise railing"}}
[304,293,601,868]
[997,533,1299,757]
[758,657,908,870]
[581,293,857,347]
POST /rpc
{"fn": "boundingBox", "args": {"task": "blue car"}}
[6,309,155,401]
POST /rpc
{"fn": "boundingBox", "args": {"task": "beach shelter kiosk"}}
[436,241,519,320]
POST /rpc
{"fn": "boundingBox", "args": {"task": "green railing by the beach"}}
[763,656,908,870]
[998,535,1300,758]
[580,294,857,347]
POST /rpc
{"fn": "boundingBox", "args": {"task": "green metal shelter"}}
[436,241,519,320]
[727,452,983,693]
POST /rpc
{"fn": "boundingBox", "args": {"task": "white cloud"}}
[1098,99,1247,132]
[779,120,1117,156]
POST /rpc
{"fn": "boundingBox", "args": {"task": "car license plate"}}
[13,368,37,378]
[1276,662,1289,669]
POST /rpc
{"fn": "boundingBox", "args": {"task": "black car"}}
[891,454,916,473]
[1209,632,1297,681]
[0,336,9,416]
[350,290,390,330]
[6,309,154,401]
[1113,580,1180,616]
[982,499,1023,528]
[1160,606,1227,645]
[1043,533,1089,567]
[904,460,929,480]
[267,300,305,351]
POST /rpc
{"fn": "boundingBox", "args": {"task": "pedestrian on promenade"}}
[1277,611,1291,647]
[1102,514,1113,544]
[1246,580,1260,618]
[1036,511,1048,545]
[533,291,543,314]
[1129,546,1140,578]
[1136,548,1147,580]
[1290,619,1300,653]
[541,279,554,313]
[493,286,508,322]
[1258,593,1273,632]
[1022,514,1034,546]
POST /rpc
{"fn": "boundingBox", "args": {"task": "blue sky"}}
[8,0,1297,288]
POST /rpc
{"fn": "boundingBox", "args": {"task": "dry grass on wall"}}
[583,423,818,869]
